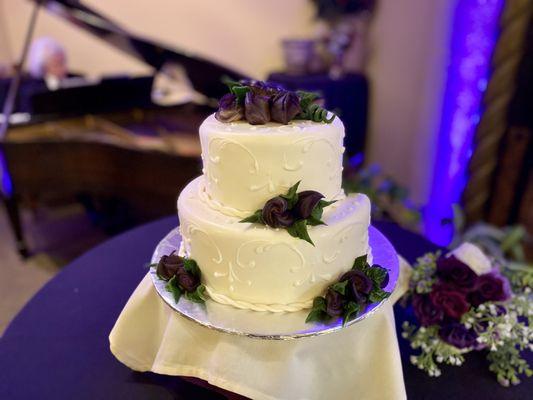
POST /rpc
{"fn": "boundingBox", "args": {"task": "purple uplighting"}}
[425,0,504,245]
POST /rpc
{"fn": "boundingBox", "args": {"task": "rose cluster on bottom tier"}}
[154,252,207,304]
[306,254,391,325]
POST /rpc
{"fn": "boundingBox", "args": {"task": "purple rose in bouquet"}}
[467,272,511,306]
[439,322,478,349]
[325,288,346,317]
[412,293,444,327]
[429,283,470,320]
[436,255,477,290]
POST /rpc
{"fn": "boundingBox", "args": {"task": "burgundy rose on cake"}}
[152,252,207,304]
[402,242,532,386]
[240,181,336,246]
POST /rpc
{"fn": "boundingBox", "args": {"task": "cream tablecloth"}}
[109,257,411,400]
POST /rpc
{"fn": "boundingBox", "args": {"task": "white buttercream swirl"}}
[203,246,373,313]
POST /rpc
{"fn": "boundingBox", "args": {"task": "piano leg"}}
[2,195,29,258]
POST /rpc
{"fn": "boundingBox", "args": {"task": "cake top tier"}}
[199,114,346,217]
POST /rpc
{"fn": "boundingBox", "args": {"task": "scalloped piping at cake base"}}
[204,286,313,313]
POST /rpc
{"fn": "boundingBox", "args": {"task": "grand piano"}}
[1,0,246,256]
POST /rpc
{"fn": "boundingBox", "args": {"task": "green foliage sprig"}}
[295,91,335,123]
[306,254,391,326]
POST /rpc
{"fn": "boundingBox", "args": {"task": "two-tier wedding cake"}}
[173,81,372,313]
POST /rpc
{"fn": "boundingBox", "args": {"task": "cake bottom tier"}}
[177,177,371,312]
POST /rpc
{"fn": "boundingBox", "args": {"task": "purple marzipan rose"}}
[412,293,444,327]
[436,255,478,290]
[429,283,470,320]
[176,268,200,292]
[156,252,182,281]
[215,93,243,123]
[244,91,271,125]
[467,272,511,306]
[439,322,478,349]
[156,253,200,293]
[294,190,324,220]
[241,79,284,97]
[271,91,301,124]
[261,196,294,228]
[340,270,373,303]
[325,289,346,317]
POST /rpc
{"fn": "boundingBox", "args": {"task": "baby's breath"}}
[402,322,465,377]
[408,251,440,294]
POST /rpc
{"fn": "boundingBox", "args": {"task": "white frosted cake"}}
[176,113,371,312]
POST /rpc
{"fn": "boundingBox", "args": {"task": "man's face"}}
[45,52,67,79]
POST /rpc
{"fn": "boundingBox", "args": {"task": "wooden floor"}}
[0,203,108,336]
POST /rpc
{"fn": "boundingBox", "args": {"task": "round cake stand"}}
[149,225,399,340]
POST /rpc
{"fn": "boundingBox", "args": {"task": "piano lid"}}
[34,0,247,100]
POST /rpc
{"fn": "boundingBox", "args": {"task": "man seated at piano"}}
[27,36,85,90]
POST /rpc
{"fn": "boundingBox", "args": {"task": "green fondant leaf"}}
[287,219,314,246]
[166,276,182,303]
[367,265,388,287]
[306,309,327,323]
[296,90,320,110]
[369,287,391,303]
[281,181,301,208]
[185,284,208,304]
[306,215,326,226]
[309,199,336,225]
[352,254,368,271]
[312,296,327,312]
[331,280,349,295]
[222,76,241,91]
[343,301,360,326]
[231,85,250,103]
[306,296,328,323]
[183,258,201,278]
[239,209,264,225]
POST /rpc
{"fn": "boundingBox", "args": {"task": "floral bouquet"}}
[402,243,532,386]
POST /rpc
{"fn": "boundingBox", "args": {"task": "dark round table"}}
[0,216,529,399]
